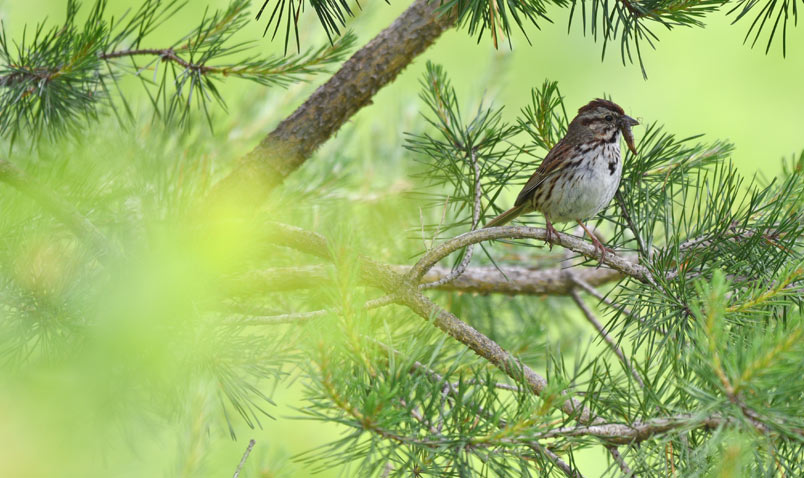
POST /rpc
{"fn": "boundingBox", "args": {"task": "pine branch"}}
[263,222,638,296]
[0,0,352,141]
[260,213,804,471]
[210,0,459,203]
[372,339,586,478]
[568,0,726,77]
[0,157,117,261]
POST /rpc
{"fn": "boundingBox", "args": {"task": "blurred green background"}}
[1,0,803,476]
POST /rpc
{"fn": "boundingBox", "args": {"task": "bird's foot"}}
[577,221,615,265]
[544,219,559,250]
[590,234,615,265]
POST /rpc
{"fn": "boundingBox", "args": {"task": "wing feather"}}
[514,138,575,207]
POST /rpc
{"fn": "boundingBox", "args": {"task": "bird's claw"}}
[590,235,615,266]
[544,220,559,251]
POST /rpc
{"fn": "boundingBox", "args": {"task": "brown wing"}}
[514,138,575,207]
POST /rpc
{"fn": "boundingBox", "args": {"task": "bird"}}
[483,98,639,260]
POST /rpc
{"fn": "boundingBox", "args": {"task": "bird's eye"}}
[605,115,614,122]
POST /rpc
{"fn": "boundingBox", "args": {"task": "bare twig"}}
[528,441,587,478]
[606,445,633,476]
[572,274,670,336]
[400,399,440,435]
[572,276,633,321]
[615,190,649,260]
[422,149,482,288]
[232,439,256,478]
[570,289,645,388]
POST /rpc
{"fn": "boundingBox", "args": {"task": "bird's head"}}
[573,98,639,155]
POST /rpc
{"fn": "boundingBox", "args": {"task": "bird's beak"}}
[619,115,639,155]
[622,115,639,127]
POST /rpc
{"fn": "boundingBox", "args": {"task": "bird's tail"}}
[483,204,527,228]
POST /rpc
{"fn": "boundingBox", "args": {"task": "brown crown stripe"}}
[578,98,625,115]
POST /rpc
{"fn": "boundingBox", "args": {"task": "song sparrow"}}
[484,98,639,260]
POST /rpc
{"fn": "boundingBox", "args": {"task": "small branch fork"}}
[99,47,320,78]
[99,48,212,72]
[0,49,228,88]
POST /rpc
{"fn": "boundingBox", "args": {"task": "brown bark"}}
[241,264,623,295]
[212,0,457,200]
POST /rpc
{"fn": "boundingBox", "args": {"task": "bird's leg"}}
[576,220,614,263]
[544,217,559,250]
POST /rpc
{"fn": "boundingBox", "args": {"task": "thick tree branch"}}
[534,414,727,444]
[416,264,624,294]
[213,0,457,198]
[239,263,623,295]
